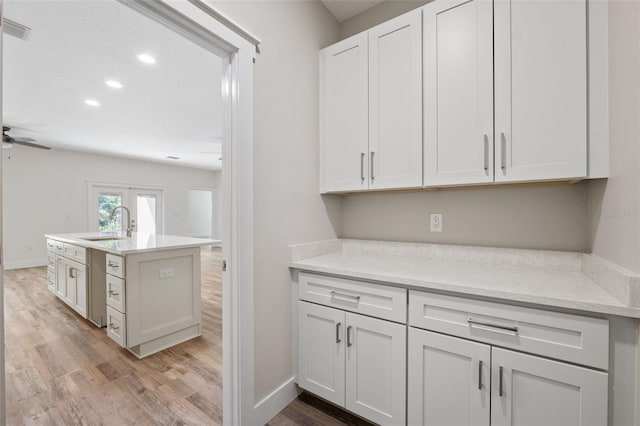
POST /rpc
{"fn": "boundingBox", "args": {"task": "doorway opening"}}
[0,0,256,423]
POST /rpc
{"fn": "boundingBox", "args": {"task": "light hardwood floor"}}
[4,247,223,425]
[4,247,367,425]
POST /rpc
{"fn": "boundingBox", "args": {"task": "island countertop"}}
[46,232,218,255]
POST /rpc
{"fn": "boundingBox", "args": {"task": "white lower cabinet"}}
[55,256,87,318]
[408,328,608,426]
[408,328,490,426]
[491,347,608,426]
[298,301,406,425]
[298,301,345,405]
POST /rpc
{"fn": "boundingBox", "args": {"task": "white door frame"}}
[0,1,258,425]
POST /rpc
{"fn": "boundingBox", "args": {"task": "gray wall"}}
[587,0,640,274]
[341,184,589,251]
[212,0,341,403]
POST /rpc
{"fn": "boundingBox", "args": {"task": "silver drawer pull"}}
[330,291,361,302]
[336,322,341,344]
[108,261,119,268]
[109,323,120,332]
[499,366,504,397]
[468,318,518,334]
[478,360,483,390]
[108,290,120,297]
[346,325,352,347]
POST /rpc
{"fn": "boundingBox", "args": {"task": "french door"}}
[89,183,164,235]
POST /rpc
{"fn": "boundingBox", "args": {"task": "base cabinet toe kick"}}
[294,272,614,426]
[46,235,205,358]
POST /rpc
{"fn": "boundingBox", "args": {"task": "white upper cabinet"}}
[320,33,369,193]
[369,11,423,190]
[320,10,422,193]
[494,0,587,182]
[424,0,494,186]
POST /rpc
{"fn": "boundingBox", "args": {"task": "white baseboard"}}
[253,376,300,424]
[4,258,48,270]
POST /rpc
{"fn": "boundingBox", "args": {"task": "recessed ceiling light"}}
[105,80,123,89]
[84,99,100,107]
[137,53,156,65]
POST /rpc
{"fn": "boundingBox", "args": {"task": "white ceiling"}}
[3,0,223,171]
[320,0,384,23]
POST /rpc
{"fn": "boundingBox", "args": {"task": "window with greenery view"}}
[99,194,122,232]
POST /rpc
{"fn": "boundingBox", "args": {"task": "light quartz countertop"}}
[46,232,218,255]
[289,239,640,318]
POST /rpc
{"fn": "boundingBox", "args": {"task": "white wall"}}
[2,146,219,269]
[188,189,213,238]
[212,0,341,408]
[587,0,640,274]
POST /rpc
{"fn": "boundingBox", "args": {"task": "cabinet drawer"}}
[106,306,126,347]
[47,271,56,294]
[47,239,64,255]
[63,243,86,264]
[299,272,407,323]
[47,254,57,270]
[409,291,609,369]
[107,275,126,313]
[106,254,125,278]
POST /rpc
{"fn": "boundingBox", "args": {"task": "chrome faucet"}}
[109,205,132,237]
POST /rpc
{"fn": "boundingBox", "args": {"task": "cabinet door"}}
[491,348,608,426]
[298,301,345,406]
[72,263,87,318]
[320,33,369,193]
[423,0,493,186]
[369,10,422,190]
[494,0,587,182]
[55,259,67,301]
[345,312,406,425]
[408,328,490,426]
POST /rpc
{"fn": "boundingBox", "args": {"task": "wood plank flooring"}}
[4,247,367,425]
[4,247,223,425]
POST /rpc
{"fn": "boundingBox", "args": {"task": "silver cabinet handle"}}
[360,152,365,183]
[499,366,504,397]
[468,318,518,334]
[483,135,489,175]
[330,290,361,302]
[500,132,507,172]
[336,322,341,344]
[69,267,76,279]
[109,323,120,332]
[370,151,375,181]
[478,360,483,390]
[108,290,120,297]
[108,261,118,268]
[346,325,352,347]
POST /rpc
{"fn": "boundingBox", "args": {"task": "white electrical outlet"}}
[159,268,175,279]
[430,214,443,232]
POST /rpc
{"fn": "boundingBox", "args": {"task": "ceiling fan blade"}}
[12,140,51,150]
[11,136,36,142]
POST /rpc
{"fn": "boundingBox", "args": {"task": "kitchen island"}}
[45,232,218,358]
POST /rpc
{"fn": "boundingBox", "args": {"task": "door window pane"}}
[99,193,122,232]
[136,195,157,234]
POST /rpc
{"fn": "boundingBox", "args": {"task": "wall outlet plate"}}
[430,213,443,232]
[159,268,175,279]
